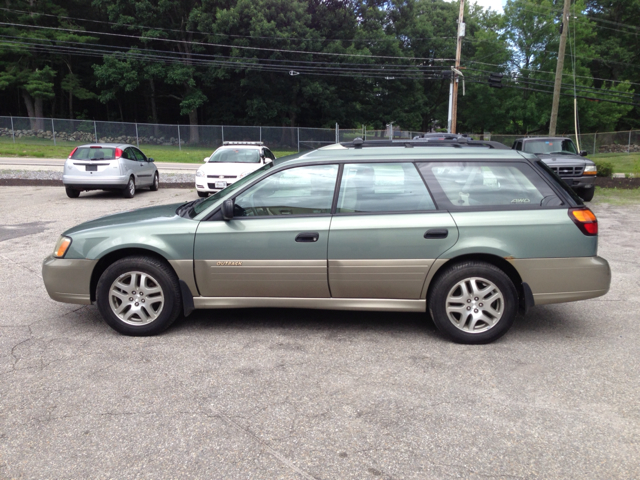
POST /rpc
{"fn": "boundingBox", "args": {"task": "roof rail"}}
[341,138,509,150]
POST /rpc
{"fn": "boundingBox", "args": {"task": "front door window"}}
[234,164,338,217]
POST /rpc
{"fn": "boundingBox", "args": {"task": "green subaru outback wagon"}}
[43,139,610,344]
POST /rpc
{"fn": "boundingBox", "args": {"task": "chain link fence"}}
[0,116,426,153]
[2,116,637,155]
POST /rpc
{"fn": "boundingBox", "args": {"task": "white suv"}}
[195,142,276,197]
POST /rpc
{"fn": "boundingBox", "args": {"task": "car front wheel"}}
[96,256,182,336]
[428,261,518,344]
[197,191,208,198]
[577,187,594,202]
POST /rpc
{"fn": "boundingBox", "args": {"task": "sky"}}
[468,0,506,13]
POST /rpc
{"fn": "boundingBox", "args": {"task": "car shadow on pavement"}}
[171,308,440,339]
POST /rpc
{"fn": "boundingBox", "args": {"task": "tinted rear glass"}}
[71,147,115,160]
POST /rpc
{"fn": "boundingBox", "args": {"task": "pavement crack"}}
[0,254,43,280]
[210,409,318,480]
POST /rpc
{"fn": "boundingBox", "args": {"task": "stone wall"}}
[598,144,640,153]
[0,128,182,146]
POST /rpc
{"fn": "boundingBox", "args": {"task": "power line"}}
[466,60,640,87]
[0,21,454,62]
[0,7,460,44]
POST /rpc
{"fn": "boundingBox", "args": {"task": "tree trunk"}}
[34,98,44,131]
[149,79,159,137]
[22,90,37,130]
[69,91,73,120]
[189,109,199,144]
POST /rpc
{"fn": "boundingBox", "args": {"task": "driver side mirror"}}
[148,157,155,162]
[203,157,210,163]
[579,151,588,157]
[221,199,234,220]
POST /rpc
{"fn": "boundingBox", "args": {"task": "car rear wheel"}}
[428,261,518,344]
[65,187,80,198]
[122,177,135,198]
[150,172,159,191]
[96,256,182,336]
[577,187,594,202]
[197,191,208,198]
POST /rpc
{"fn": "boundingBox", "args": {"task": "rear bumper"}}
[510,256,610,305]
[42,255,97,305]
[63,174,129,190]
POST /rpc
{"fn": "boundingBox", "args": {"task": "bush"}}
[595,160,613,177]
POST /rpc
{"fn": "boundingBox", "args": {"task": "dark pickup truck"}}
[512,137,597,201]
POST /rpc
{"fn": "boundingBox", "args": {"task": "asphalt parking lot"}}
[0,186,638,479]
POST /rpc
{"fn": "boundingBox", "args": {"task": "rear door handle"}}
[424,228,448,239]
[295,232,320,243]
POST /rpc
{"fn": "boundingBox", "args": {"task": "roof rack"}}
[222,141,264,146]
[343,138,509,150]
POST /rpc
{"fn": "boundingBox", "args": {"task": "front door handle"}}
[424,228,448,239]
[295,232,320,243]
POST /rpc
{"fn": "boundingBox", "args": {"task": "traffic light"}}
[488,73,504,89]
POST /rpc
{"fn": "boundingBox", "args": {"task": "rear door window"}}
[336,162,436,213]
[418,162,561,208]
[132,148,147,161]
[122,148,135,160]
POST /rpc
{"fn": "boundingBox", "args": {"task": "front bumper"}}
[42,255,97,305]
[195,179,237,194]
[510,256,610,305]
[562,175,596,189]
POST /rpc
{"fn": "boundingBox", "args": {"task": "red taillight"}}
[569,208,598,236]
[69,147,78,158]
[115,148,123,158]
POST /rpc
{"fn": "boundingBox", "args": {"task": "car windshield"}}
[523,139,577,155]
[191,162,275,216]
[71,147,116,160]
[208,148,261,163]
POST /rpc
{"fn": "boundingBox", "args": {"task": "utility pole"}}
[549,0,571,135]
[449,0,465,134]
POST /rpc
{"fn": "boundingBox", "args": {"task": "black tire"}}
[577,187,595,202]
[427,261,518,344]
[197,191,208,198]
[65,187,80,198]
[150,172,159,191]
[96,256,182,336]
[122,176,135,198]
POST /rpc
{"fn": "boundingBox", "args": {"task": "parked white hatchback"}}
[63,143,159,198]
[195,142,276,197]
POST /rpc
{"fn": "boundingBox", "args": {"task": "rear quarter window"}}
[418,161,562,209]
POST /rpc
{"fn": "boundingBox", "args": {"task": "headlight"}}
[196,169,205,177]
[584,165,597,175]
[53,236,72,258]
[239,171,252,178]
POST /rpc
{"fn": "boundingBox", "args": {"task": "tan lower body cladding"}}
[509,256,610,304]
